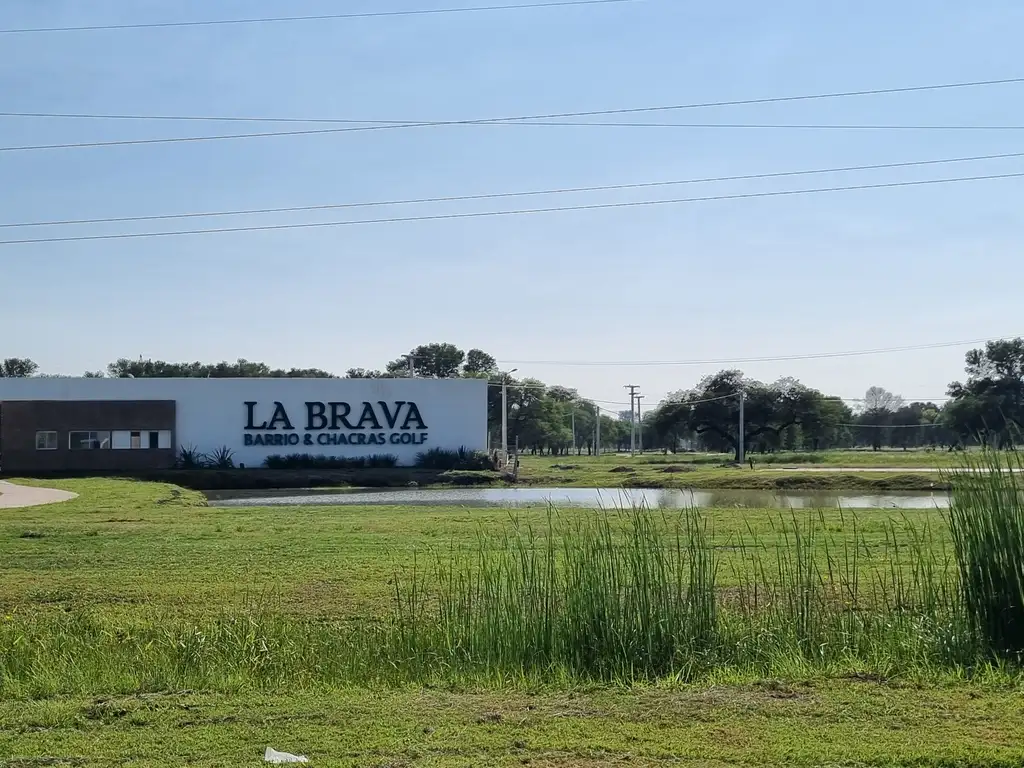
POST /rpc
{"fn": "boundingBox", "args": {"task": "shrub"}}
[261,453,398,470]
[414,447,494,471]
[176,444,207,469]
[205,446,236,469]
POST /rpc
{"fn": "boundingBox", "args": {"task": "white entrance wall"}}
[0,378,488,467]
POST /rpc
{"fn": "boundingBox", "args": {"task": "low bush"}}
[205,446,236,469]
[175,444,206,469]
[262,453,398,470]
[414,447,494,471]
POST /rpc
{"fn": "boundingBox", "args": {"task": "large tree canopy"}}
[651,370,835,460]
[106,358,335,379]
[0,358,39,377]
[945,338,1024,447]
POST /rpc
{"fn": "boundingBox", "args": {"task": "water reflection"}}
[206,487,950,510]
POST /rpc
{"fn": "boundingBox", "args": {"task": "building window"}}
[111,430,172,450]
[35,431,58,451]
[69,431,111,450]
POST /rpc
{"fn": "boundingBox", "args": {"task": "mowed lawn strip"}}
[0,479,952,620]
[513,454,950,490]
[1,683,1022,767]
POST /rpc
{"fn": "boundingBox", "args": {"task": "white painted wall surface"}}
[0,378,488,466]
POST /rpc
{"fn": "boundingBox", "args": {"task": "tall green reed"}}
[947,451,1024,659]
[393,502,978,682]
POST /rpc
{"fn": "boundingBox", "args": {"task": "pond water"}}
[205,487,951,509]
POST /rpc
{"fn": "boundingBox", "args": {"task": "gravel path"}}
[0,480,78,509]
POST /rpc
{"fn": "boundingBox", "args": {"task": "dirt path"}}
[0,480,78,509]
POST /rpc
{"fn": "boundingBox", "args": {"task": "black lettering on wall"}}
[245,402,268,430]
[378,401,406,429]
[401,402,428,430]
[356,402,383,430]
[329,402,356,430]
[267,401,295,431]
[306,401,327,430]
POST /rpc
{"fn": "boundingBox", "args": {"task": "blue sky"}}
[2,0,1022,413]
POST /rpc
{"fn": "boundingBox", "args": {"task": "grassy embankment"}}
[514,452,951,490]
[24,448,959,493]
[2,467,1023,765]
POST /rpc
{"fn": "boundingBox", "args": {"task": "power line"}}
[4,170,1022,247]
[484,380,635,406]
[499,335,1019,368]
[638,396,954,409]
[0,0,637,34]
[5,79,1024,153]
[9,121,1024,154]
[2,76,1020,124]
[5,149,1021,230]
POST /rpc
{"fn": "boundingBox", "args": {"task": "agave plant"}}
[205,446,236,469]
[176,444,207,469]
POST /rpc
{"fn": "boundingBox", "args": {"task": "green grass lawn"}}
[3,683,1023,767]
[1,478,1021,766]
[0,478,951,621]
[515,454,948,490]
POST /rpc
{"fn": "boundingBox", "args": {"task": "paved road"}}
[0,480,78,509]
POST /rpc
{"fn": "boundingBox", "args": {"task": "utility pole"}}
[401,353,418,377]
[594,404,601,457]
[738,390,746,466]
[501,368,518,464]
[571,410,576,455]
[636,395,645,453]
[624,385,639,456]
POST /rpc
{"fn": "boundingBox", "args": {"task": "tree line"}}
[4,338,1023,455]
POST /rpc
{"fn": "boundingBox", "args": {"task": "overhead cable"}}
[498,335,1018,367]
[7,121,1024,154]
[4,170,1022,246]
[2,76,1020,123]
[0,0,639,34]
[4,149,1021,230]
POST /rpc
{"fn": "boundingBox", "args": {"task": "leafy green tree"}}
[106,358,335,378]
[856,386,903,450]
[464,349,497,375]
[947,338,1024,447]
[653,370,831,460]
[800,398,854,450]
[387,343,465,378]
[0,358,38,377]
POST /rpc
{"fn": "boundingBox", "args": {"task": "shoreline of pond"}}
[1,467,953,493]
[205,486,952,509]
